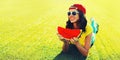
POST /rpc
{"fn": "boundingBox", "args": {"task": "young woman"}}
[54,4,98,60]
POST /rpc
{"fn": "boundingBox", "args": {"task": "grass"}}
[0,0,120,60]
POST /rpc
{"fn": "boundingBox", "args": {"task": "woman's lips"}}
[69,16,77,23]
[70,16,75,21]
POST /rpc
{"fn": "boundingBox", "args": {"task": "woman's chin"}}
[70,20,77,23]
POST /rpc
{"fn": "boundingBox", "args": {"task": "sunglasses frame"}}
[67,11,79,16]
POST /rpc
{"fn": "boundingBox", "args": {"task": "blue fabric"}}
[90,18,99,46]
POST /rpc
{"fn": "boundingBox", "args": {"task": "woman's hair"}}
[66,10,87,32]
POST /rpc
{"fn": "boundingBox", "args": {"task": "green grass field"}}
[0,0,120,60]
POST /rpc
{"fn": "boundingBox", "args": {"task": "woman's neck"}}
[73,23,78,29]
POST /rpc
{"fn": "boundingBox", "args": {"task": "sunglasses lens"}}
[68,12,71,16]
[68,11,78,16]
[72,12,77,15]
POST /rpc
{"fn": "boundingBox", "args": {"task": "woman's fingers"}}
[57,33,79,44]
[57,33,61,37]
[57,33,64,40]
[57,33,69,43]
[69,37,79,44]
[69,39,74,43]
[73,37,79,42]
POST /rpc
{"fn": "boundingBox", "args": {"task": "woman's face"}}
[68,9,79,23]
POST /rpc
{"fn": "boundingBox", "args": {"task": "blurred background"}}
[0,0,120,60]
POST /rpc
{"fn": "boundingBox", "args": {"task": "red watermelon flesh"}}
[57,26,81,39]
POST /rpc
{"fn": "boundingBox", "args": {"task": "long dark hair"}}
[66,10,87,32]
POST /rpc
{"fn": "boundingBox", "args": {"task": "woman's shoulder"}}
[84,24,93,35]
[86,24,92,30]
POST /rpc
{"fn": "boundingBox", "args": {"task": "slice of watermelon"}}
[57,26,82,39]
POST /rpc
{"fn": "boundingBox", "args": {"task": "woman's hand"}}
[70,37,80,45]
[57,33,70,52]
[57,33,65,41]
[57,33,70,43]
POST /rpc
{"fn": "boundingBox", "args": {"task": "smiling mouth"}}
[69,16,78,23]
[70,17,75,21]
